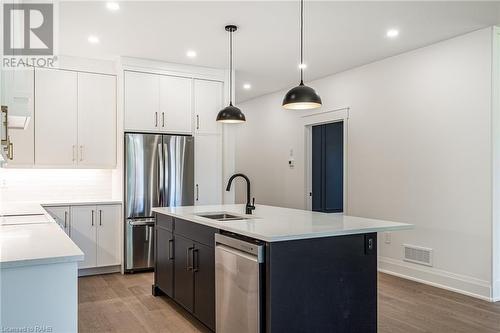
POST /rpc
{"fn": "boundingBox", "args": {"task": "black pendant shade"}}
[282,0,322,110]
[217,25,246,123]
[282,81,322,110]
[216,103,246,123]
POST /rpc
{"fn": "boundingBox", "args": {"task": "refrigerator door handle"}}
[158,142,164,207]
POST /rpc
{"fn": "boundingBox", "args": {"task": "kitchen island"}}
[0,202,84,332]
[152,204,412,332]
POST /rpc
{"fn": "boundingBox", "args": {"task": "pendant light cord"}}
[300,0,304,85]
[229,29,233,105]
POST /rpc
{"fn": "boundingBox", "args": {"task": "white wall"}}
[0,168,114,202]
[235,28,494,300]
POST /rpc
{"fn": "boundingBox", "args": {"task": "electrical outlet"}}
[384,232,392,244]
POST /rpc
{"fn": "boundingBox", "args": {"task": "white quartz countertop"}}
[0,198,121,268]
[152,204,413,242]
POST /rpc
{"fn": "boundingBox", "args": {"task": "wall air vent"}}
[403,244,433,267]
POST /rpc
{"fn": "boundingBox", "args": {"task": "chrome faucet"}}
[226,173,256,215]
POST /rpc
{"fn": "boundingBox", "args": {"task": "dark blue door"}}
[312,121,343,212]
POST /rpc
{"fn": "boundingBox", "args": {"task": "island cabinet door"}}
[174,234,194,312]
[156,226,174,297]
[193,241,215,331]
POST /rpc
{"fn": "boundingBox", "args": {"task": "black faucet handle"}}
[252,197,255,207]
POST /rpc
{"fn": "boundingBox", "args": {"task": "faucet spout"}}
[226,173,255,214]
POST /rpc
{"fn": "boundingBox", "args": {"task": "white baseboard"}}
[78,265,121,277]
[378,256,492,302]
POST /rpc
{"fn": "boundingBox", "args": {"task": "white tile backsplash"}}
[0,168,113,202]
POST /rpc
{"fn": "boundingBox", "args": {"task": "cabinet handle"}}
[6,138,13,160]
[155,112,158,127]
[196,115,199,130]
[162,112,165,127]
[64,211,68,229]
[168,239,174,260]
[196,184,199,201]
[186,246,194,271]
[193,248,199,272]
[99,209,102,226]
[79,145,84,161]
[91,210,94,226]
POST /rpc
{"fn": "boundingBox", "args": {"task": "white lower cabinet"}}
[44,206,70,236]
[69,204,121,269]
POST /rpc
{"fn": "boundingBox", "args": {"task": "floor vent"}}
[403,244,433,267]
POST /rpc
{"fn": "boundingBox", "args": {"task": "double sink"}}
[197,212,251,222]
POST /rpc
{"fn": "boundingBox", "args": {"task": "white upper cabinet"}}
[35,69,78,166]
[34,68,116,168]
[159,75,192,134]
[195,134,222,205]
[124,71,159,132]
[194,79,223,134]
[77,72,116,167]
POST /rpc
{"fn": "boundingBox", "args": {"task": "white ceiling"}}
[58,1,500,102]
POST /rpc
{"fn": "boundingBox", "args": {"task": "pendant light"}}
[282,0,322,110]
[216,25,246,123]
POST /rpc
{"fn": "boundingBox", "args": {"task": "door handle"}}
[91,210,94,226]
[155,112,158,127]
[6,139,13,160]
[99,209,102,226]
[196,184,199,201]
[196,115,199,130]
[193,248,199,272]
[64,211,68,229]
[186,246,194,271]
[168,239,174,260]
[162,112,165,127]
[79,145,84,161]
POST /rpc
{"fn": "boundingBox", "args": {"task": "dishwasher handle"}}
[215,233,264,263]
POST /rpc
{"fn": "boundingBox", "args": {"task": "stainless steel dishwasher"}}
[215,233,265,333]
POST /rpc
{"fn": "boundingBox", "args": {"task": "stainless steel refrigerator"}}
[124,133,194,272]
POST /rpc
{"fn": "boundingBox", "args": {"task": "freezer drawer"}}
[125,219,154,271]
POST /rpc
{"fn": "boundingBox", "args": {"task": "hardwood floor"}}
[79,272,500,333]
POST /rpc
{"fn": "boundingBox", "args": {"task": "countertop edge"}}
[152,207,413,242]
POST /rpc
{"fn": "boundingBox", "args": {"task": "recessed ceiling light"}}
[243,83,251,90]
[88,35,100,44]
[298,63,307,69]
[186,50,197,58]
[106,2,120,11]
[386,29,399,38]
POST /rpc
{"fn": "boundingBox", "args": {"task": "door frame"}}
[302,107,349,211]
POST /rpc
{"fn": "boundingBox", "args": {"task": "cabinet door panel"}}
[195,134,222,205]
[174,234,194,312]
[160,75,192,133]
[124,71,159,131]
[156,227,174,297]
[194,242,215,330]
[194,80,222,134]
[44,206,70,236]
[96,205,121,267]
[77,73,116,167]
[2,67,35,166]
[70,205,97,268]
[35,69,77,166]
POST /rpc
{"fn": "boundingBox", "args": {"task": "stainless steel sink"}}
[196,212,250,222]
